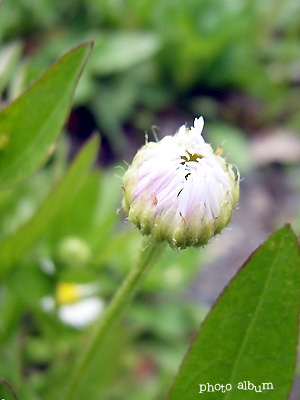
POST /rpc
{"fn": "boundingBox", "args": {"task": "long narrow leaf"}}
[0,135,99,278]
[0,41,93,188]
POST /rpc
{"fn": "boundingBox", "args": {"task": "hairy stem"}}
[63,236,166,400]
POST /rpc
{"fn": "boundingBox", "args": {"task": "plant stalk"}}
[63,235,166,400]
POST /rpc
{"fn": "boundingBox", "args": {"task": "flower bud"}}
[122,117,239,249]
[57,236,91,268]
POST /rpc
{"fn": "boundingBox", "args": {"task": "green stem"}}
[63,236,166,400]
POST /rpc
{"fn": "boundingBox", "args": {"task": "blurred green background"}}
[1,0,300,399]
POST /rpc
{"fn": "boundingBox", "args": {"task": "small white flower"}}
[40,283,104,329]
[122,117,239,249]
[58,298,104,329]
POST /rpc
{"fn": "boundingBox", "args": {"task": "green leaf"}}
[46,170,101,246]
[89,33,160,75]
[0,135,99,278]
[167,224,300,400]
[0,41,93,188]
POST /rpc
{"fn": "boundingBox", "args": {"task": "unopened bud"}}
[122,117,239,249]
[57,236,91,267]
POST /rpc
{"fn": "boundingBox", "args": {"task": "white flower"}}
[58,298,104,329]
[122,117,239,249]
[40,283,104,329]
